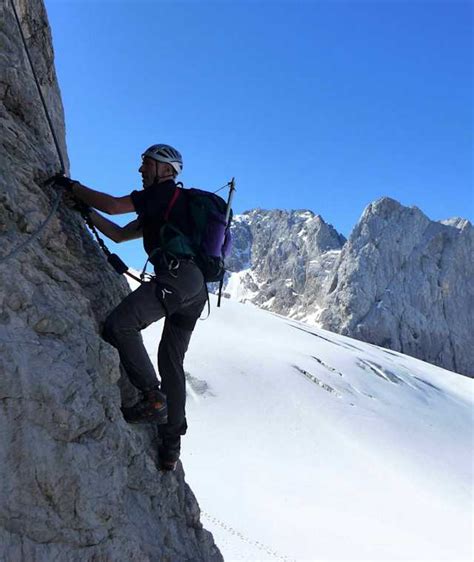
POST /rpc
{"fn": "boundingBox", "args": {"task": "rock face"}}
[223,201,473,377]
[223,209,346,322]
[0,1,222,560]
[318,197,474,377]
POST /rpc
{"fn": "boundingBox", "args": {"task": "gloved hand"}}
[72,198,92,217]
[63,191,91,216]
[51,173,80,191]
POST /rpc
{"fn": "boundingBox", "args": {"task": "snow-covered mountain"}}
[221,199,473,377]
[129,275,473,561]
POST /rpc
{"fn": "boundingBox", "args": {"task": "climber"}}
[55,144,207,471]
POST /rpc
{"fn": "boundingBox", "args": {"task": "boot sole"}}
[124,412,168,425]
[159,462,177,471]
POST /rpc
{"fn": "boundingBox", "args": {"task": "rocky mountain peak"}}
[350,196,429,244]
[318,199,473,376]
[440,217,472,230]
[222,208,346,321]
[224,197,473,376]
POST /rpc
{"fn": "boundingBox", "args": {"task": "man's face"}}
[139,156,158,188]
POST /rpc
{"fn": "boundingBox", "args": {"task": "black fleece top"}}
[130,180,192,257]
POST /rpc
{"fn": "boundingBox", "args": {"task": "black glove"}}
[51,173,79,191]
[72,199,92,217]
[62,190,91,217]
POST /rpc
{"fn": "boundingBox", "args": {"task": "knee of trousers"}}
[102,311,128,345]
[158,336,189,373]
[102,314,113,344]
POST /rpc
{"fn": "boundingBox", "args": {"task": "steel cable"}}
[1,1,67,266]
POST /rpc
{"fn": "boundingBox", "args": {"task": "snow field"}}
[130,274,472,561]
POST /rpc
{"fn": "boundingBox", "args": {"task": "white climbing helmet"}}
[142,144,183,175]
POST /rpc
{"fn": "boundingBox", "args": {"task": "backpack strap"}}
[163,185,181,221]
[159,185,195,261]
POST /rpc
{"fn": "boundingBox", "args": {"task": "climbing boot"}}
[158,457,178,472]
[158,436,180,471]
[121,389,168,424]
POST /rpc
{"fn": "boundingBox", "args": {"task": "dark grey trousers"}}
[102,260,207,440]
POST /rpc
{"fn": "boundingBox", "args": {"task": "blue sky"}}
[45,0,472,269]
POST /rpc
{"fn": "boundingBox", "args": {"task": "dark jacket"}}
[130,180,192,258]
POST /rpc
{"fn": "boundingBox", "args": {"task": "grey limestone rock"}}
[318,197,474,377]
[222,209,346,320]
[223,199,473,376]
[0,0,222,560]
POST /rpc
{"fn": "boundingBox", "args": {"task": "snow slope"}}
[127,276,473,561]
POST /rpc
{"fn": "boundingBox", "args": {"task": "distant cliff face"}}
[318,198,474,377]
[0,1,221,559]
[223,209,346,322]
[223,201,473,377]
